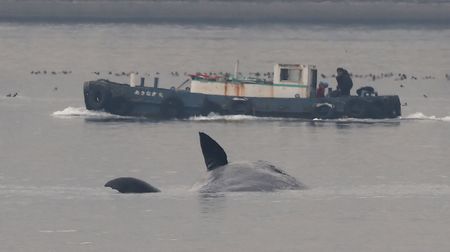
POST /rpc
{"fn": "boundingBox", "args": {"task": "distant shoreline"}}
[1,0,450,25]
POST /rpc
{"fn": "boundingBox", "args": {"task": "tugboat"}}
[83,63,401,119]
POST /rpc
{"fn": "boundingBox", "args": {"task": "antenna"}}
[234,60,239,80]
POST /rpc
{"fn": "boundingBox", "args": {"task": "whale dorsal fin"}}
[199,132,228,171]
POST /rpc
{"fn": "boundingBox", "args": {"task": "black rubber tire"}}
[85,85,111,110]
[160,97,184,119]
[313,104,335,119]
[345,99,369,118]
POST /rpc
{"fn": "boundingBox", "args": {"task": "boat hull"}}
[83,79,401,119]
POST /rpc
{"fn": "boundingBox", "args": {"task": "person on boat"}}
[316,81,328,98]
[336,67,353,96]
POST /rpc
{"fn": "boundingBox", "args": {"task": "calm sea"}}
[1,0,450,251]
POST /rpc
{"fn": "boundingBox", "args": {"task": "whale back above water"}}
[105,177,160,193]
[104,133,305,193]
[197,132,305,192]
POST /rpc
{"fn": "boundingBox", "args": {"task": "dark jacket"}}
[336,70,353,95]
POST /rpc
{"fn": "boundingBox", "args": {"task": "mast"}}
[234,60,239,79]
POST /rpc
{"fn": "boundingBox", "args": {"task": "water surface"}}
[1,6,450,251]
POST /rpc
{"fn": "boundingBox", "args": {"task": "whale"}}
[104,132,305,193]
[104,177,160,193]
[193,132,306,193]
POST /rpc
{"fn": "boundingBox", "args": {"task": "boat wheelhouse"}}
[190,63,318,99]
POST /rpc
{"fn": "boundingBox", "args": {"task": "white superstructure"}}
[190,63,318,98]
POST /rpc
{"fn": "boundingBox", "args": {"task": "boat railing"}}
[190,73,272,85]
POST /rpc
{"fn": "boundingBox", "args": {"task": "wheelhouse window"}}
[280,68,301,82]
[280,68,289,81]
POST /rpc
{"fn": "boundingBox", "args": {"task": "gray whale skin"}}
[194,132,305,193]
[104,177,160,193]
[105,132,305,193]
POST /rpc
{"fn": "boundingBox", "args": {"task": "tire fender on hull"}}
[85,84,111,110]
[229,98,254,115]
[313,103,336,119]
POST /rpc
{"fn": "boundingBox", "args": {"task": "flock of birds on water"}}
[30,70,72,75]
[2,70,450,99]
[23,69,449,81]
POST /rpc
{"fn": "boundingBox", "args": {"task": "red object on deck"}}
[316,86,325,98]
